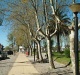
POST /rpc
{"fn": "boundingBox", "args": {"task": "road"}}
[0,54,18,75]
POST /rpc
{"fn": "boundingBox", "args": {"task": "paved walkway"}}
[8,53,39,75]
[27,54,73,75]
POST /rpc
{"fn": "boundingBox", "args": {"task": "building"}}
[19,46,24,53]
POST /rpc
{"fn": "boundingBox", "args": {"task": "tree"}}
[49,0,71,52]
[0,2,4,25]
[5,0,79,73]
[69,25,76,75]
[8,33,14,48]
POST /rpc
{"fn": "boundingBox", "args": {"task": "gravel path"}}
[0,53,18,75]
[27,55,73,75]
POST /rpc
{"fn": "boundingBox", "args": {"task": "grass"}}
[53,52,70,65]
[53,52,80,65]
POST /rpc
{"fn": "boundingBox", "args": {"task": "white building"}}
[19,46,24,52]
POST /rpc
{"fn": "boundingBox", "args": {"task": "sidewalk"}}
[8,53,39,75]
[27,53,73,75]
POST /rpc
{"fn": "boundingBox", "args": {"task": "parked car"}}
[7,50,13,55]
[1,51,7,59]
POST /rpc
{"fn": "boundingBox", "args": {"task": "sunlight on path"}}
[8,53,39,75]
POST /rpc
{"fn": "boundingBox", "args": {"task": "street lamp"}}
[69,3,80,75]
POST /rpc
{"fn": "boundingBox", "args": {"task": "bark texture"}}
[70,30,76,75]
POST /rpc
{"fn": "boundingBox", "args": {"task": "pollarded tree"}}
[29,0,58,68]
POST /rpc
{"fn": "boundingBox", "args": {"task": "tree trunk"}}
[47,37,55,69]
[30,46,32,56]
[31,46,32,56]
[37,41,43,61]
[57,31,60,52]
[33,41,35,61]
[28,46,30,55]
[18,45,19,52]
[45,47,48,59]
[70,30,76,75]
[36,44,39,60]
[35,11,40,29]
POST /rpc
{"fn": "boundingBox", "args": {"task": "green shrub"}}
[64,48,70,58]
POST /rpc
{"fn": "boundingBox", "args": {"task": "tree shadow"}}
[31,58,49,64]
[55,60,71,69]
[54,57,60,61]
[39,71,73,75]
[0,60,31,64]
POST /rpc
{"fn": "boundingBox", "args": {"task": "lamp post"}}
[69,3,80,75]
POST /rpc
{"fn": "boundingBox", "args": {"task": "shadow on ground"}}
[0,60,31,64]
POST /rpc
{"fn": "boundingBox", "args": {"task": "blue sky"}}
[0,26,8,47]
[0,19,10,47]
[0,0,11,47]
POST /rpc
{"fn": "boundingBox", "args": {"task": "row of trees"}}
[0,0,79,75]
